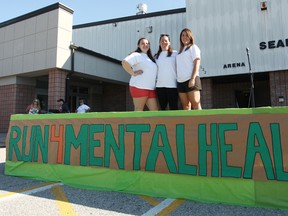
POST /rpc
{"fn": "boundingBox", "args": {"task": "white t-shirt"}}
[176,44,201,83]
[77,104,90,113]
[155,50,177,88]
[123,52,157,90]
[29,107,39,114]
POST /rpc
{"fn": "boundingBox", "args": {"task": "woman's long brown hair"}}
[178,28,195,54]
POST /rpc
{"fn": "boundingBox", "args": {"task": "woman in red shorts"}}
[122,37,159,111]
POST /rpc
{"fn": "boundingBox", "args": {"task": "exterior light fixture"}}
[146,26,153,33]
[70,42,78,50]
[261,1,267,11]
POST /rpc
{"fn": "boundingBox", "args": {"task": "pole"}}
[246,48,255,108]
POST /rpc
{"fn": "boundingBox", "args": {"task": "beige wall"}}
[0,5,73,78]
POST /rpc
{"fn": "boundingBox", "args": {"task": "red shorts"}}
[129,86,157,98]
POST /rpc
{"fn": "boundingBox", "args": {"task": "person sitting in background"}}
[76,98,91,113]
[57,98,70,113]
[26,99,41,114]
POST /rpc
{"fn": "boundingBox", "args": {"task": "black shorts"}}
[177,76,202,93]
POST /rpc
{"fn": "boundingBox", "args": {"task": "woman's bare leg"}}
[133,97,148,111]
[188,91,202,110]
[178,93,191,110]
[146,98,159,111]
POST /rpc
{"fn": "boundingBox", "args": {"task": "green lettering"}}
[244,123,275,180]
[32,125,49,163]
[176,124,197,175]
[65,124,88,166]
[104,124,125,169]
[198,123,219,177]
[126,124,150,170]
[219,123,242,178]
[270,123,288,181]
[89,124,104,166]
[23,126,33,162]
[146,125,177,173]
[8,126,22,161]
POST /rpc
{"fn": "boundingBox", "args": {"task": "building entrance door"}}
[235,90,250,108]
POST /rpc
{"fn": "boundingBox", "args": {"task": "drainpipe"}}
[66,42,78,102]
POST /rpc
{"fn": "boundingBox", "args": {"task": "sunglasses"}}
[160,34,170,37]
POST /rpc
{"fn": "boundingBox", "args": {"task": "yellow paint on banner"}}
[0,182,55,199]
[156,199,186,216]
[139,195,161,206]
[52,185,76,216]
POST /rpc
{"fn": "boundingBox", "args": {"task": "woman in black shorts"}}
[176,28,202,110]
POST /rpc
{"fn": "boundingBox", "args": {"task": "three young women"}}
[123,28,202,111]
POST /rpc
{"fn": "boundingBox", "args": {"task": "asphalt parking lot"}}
[1,144,288,216]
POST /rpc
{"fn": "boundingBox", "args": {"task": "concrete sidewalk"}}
[0,133,7,147]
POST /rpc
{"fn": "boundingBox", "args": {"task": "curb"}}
[0,141,6,148]
[0,134,6,148]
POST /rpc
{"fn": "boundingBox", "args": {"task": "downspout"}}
[66,42,78,101]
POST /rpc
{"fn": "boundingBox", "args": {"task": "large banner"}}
[6,107,288,181]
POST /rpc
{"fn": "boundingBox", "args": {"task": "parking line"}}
[0,182,62,201]
[139,195,161,206]
[52,185,77,216]
[141,198,176,216]
[157,199,186,215]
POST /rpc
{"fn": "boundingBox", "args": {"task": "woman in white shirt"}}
[176,28,202,110]
[122,38,158,111]
[26,99,41,114]
[155,34,178,110]
[77,98,90,113]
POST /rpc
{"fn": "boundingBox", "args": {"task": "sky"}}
[1,1,186,25]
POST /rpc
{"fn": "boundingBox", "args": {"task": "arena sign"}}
[223,62,245,69]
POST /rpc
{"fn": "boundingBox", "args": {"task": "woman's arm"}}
[121,60,143,76]
[189,58,201,87]
[26,104,31,114]
[191,58,200,79]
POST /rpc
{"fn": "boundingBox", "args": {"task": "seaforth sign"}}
[6,112,288,181]
[259,38,288,50]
